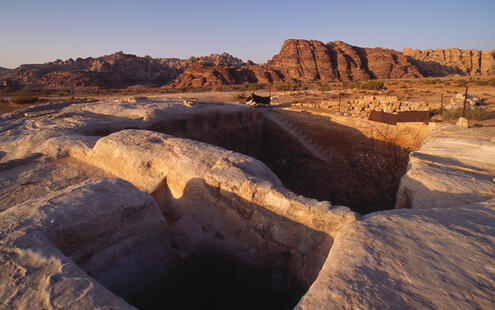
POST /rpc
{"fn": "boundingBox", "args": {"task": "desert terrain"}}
[1,39,495,310]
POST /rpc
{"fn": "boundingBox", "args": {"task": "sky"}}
[0,0,494,68]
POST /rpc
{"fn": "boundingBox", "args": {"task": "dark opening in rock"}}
[258,110,420,214]
[124,253,305,310]
[147,108,423,214]
[69,107,423,308]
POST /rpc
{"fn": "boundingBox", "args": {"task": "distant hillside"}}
[3,40,495,89]
[3,52,244,88]
[0,67,11,75]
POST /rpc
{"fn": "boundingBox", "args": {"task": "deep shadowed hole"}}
[85,109,416,215]
[144,109,415,214]
[123,254,305,310]
[258,113,416,214]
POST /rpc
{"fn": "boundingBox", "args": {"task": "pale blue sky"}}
[1,0,494,68]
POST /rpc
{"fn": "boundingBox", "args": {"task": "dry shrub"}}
[11,87,38,104]
[442,106,488,120]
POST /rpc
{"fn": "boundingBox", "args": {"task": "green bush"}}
[442,106,489,120]
[11,87,38,104]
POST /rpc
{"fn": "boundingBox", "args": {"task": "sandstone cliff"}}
[172,63,248,88]
[403,47,495,76]
[267,39,424,81]
[172,62,284,88]
[172,39,425,87]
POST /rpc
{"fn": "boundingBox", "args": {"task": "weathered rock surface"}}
[297,199,495,310]
[172,62,285,88]
[456,116,469,128]
[0,98,262,167]
[396,125,495,209]
[0,99,358,308]
[267,39,424,81]
[403,47,495,76]
[76,129,357,286]
[1,98,494,309]
[0,177,175,310]
[0,157,112,211]
[172,63,247,88]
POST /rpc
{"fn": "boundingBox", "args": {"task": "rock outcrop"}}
[396,124,495,209]
[0,177,175,310]
[172,62,285,88]
[267,39,424,81]
[0,99,358,308]
[297,198,495,310]
[172,63,247,88]
[403,47,495,76]
[1,98,494,309]
[75,129,357,287]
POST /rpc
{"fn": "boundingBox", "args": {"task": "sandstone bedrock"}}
[0,99,494,309]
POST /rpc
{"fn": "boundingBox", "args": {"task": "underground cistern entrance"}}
[78,105,427,309]
[146,106,426,214]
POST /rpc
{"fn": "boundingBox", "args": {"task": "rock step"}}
[262,110,331,164]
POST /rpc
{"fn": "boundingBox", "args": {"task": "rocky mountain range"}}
[1,39,494,89]
[2,52,245,88]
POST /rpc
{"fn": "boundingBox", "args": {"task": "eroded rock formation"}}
[297,198,495,310]
[1,98,494,309]
[5,52,245,88]
[0,99,357,309]
[172,62,285,88]
[396,125,495,209]
[0,177,174,309]
[4,40,494,89]
[267,39,423,81]
[403,47,495,76]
